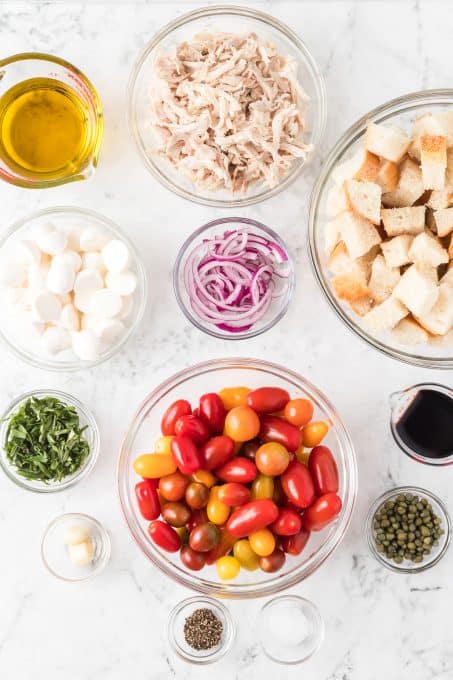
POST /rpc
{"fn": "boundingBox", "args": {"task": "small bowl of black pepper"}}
[366,486,451,573]
[167,596,235,664]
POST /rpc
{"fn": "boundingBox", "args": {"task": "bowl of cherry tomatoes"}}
[117,358,357,598]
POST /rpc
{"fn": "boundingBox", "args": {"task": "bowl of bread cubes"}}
[309,89,453,368]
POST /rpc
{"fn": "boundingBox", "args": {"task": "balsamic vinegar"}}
[396,389,453,459]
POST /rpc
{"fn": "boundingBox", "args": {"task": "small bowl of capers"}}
[366,486,451,573]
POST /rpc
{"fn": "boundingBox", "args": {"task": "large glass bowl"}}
[117,358,357,599]
[128,5,326,208]
[309,89,453,369]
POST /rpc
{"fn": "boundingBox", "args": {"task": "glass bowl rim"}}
[365,484,452,574]
[308,88,453,369]
[0,388,100,493]
[117,357,358,599]
[172,216,295,340]
[127,3,327,208]
[0,205,148,371]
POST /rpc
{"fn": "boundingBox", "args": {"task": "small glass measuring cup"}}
[0,53,103,188]
[390,383,453,466]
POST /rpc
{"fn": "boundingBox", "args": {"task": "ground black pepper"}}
[184,608,223,651]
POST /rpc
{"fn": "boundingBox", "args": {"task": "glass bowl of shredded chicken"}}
[128,5,326,207]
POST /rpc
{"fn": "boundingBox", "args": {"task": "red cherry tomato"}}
[135,480,160,521]
[148,520,181,552]
[259,548,286,573]
[199,393,226,434]
[199,435,235,470]
[174,415,210,446]
[185,482,209,509]
[247,387,290,414]
[281,528,311,555]
[161,399,192,435]
[158,471,189,502]
[217,482,251,507]
[180,545,206,571]
[284,399,314,427]
[161,502,191,527]
[281,460,316,509]
[308,446,339,495]
[226,499,279,538]
[269,507,302,536]
[302,493,342,531]
[171,435,202,475]
[259,415,302,452]
[215,457,258,484]
[186,509,208,532]
[189,523,219,552]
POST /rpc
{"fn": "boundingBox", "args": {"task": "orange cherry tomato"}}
[302,421,329,448]
[159,471,189,501]
[191,470,216,488]
[218,386,250,411]
[207,486,230,525]
[133,453,177,479]
[224,406,260,442]
[284,399,314,427]
[249,528,275,557]
[255,442,290,476]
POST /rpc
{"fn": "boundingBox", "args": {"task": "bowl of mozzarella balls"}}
[0,207,147,370]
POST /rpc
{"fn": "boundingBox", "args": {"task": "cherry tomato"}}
[224,406,260,442]
[302,493,342,531]
[134,453,177,479]
[240,439,260,461]
[205,529,236,565]
[247,387,290,414]
[308,445,339,495]
[226,499,279,538]
[186,509,208,532]
[269,507,302,536]
[281,528,311,555]
[199,393,226,434]
[281,460,316,509]
[259,548,286,573]
[218,386,250,411]
[189,522,219,552]
[218,482,251,507]
[180,545,206,571]
[216,555,240,580]
[259,415,302,452]
[215,458,258,484]
[135,480,160,521]
[284,399,314,427]
[161,502,191,527]
[191,470,216,488]
[171,435,202,475]
[174,415,210,446]
[154,435,173,456]
[199,435,235,471]
[249,528,275,556]
[206,486,230,525]
[255,442,290,476]
[159,471,189,501]
[272,477,285,504]
[233,539,260,571]
[161,399,192,436]
[251,474,274,500]
[185,482,209,509]
[148,520,181,552]
[302,421,329,448]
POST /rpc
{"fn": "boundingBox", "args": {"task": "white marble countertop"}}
[1,1,453,678]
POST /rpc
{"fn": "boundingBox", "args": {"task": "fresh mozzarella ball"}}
[81,313,98,330]
[116,294,134,321]
[73,292,93,314]
[80,228,108,252]
[94,319,125,347]
[102,240,130,274]
[47,262,76,295]
[105,271,137,296]
[28,262,50,290]
[53,250,82,273]
[60,304,80,331]
[41,326,71,355]
[68,539,94,566]
[90,289,122,318]
[15,240,42,266]
[71,329,100,361]
[73,269,104,296]
[36,226,67,255]
[64,524,91,546]
[33,292,62,322]
[0,258,26,287]
[81,251,106,275]
[65,226,83,252]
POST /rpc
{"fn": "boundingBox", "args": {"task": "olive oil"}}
[0,77,95,180]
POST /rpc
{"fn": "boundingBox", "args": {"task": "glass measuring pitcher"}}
[390,383,453,466]
[0,53,103,188]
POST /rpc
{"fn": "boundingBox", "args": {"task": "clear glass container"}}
[366,486,451,574]
[0,53,103,188]
[258,595,324,664]
[41,512,111,581]
[128,5,326,207]
[167,596,235,664]
[173,217,295,340]
[308,89,453,369]
[0,206,147,371]
[117,358,357,598]
[0,388,100,493]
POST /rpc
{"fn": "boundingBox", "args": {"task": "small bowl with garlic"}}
[41,513,111,582]
[0,207,147,371]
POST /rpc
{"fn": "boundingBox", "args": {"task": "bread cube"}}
[328,242,377,281]
[391,317,429,345]
[408,231,449,267]
[326,184,349,217]
[409,113,445,161]
[332,148,380,185]
[350,297,373,317]
[393,264,439,316]
[421,135,447,190]
[381,206,426,236]
[432,207,453,237]
[376,160,399,193]
[381,234,413,268]
[364,123,411,163]
[363,296,408,333]
[382,157,425,208]
[334,211,382,259]
[344,179,382,224]
[332,272,370,303]
[427,189,453,210]
[446,147,453,187]
[368,254,401,303]
[415,283,453,335]
[437,111,453,147]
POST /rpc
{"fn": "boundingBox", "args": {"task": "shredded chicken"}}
[149,32,312,194]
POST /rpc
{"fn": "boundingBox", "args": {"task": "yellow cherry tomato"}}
[191,470,216,488]
[207,486,230,525]
[224,406,260,442]
[216,555,240,580]
[218,386,251,411]
[133,453,177,479]
[251,474,274,500]
[233,539,260,571]
[249,529,276,557]
[154,435,173,456]
[302,421,329,448]
[296,445,311,466]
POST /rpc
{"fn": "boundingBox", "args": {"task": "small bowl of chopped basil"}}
[0,389,100,492]
[366,486,451,573]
